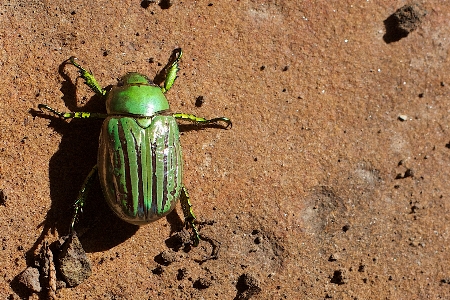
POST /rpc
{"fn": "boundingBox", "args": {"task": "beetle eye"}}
[117,78,124,86]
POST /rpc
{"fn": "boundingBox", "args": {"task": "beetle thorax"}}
[106,72,170,117]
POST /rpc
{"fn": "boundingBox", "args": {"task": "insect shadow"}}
[26,60,131,257]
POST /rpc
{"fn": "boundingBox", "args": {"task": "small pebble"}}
[57,233,92,287]
[328,253,339,262]
[18,267,41,293]
[177,268,188,280]
[152,265,164,275]
[193,277,212,289]
[236,273,262,300]
[392,4,427,34]
[159,250,177,265]
[330,269,348,285]
[195,96,205,107]
[38,242,57,298]
[141,0,156,9]
[174,228,193,246]
[404,168,414,178]
[0,189,6,206]
[398,115,408,121]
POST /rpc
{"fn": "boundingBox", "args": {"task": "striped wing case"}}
[98,115,183,224]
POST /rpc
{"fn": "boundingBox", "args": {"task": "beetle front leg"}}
[173,113,232,129]
[68,57,106,97]
[161,48,183,94]
[180,186,200,247]
[38,104,107,119]
[71,165,98,232]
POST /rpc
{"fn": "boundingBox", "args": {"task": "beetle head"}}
[118,73,153,86]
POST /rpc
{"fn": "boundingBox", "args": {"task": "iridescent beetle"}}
[38,49,231,246]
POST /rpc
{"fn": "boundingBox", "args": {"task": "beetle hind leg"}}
[71,165,99,233]
[180,186,200,247]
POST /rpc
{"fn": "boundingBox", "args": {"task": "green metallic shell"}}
[106,73,170,116]
[98,115,183,224]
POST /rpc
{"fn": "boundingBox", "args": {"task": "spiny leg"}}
[161,48,183,94]
[38,104,107,119]
[173,113,232,129]
[180,186,200,247]
[68,57,106,96]
[71,165,98,233]
[37,58,107,119]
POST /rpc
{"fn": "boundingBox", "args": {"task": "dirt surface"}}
[1,0,450,299]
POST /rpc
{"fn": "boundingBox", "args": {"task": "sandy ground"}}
[1,0,450,299]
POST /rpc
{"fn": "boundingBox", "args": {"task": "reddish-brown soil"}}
[1,1,450,299]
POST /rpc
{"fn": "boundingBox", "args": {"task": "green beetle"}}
[38,49,231,246]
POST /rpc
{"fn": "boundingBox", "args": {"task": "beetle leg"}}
[68,56,107,96]
[38,104,107,119]
[173,113,232,129]
[71,165,98,233]
[180,186,200,247]
[161,48,183,94]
